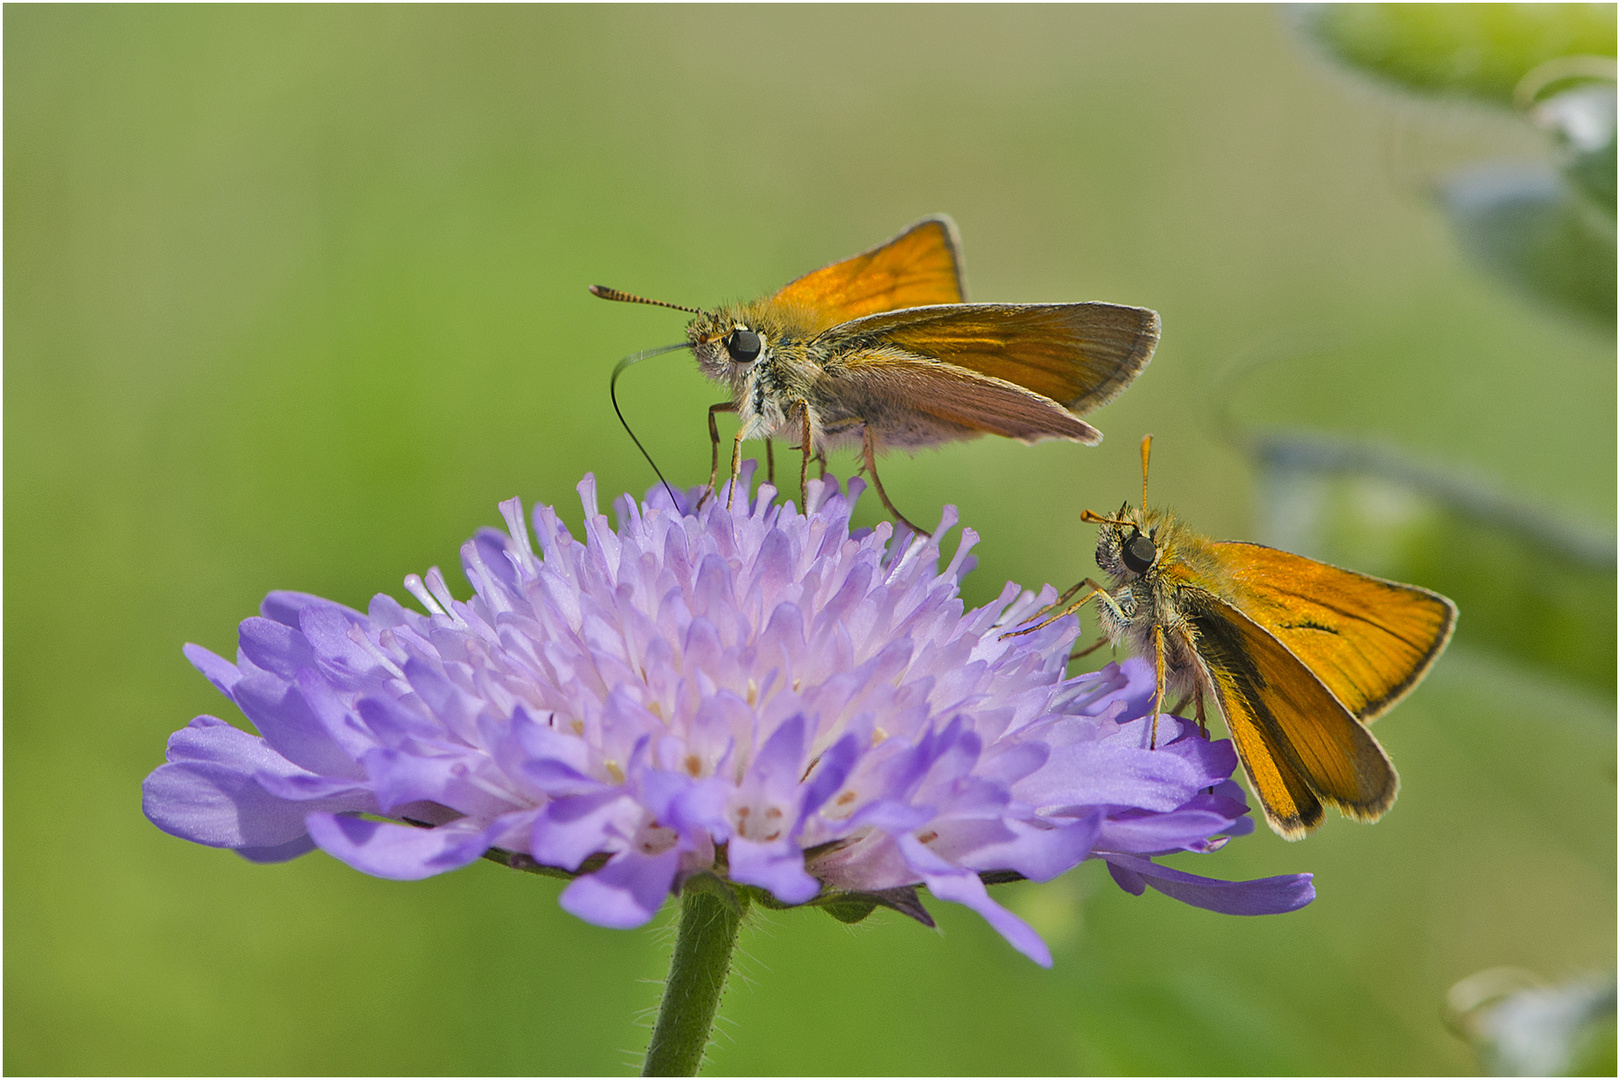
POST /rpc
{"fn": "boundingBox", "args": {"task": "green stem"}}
[642,887,747,1077]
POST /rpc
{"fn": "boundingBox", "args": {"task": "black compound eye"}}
[724,328,761,364]
[1121,529,1157,575]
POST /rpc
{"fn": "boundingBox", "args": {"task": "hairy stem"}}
[642,888,747,1076]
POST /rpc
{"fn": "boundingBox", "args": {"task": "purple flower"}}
[143,467,1312,967]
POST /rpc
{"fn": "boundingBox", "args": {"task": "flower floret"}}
[143,466,1311,967]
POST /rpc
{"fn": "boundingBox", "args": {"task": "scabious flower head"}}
[143,467,1312,966]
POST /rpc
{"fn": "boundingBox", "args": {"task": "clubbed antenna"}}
[589,285,703,315]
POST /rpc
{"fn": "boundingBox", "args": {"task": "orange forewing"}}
[1184,591,1400,839]
[825,302,1159,413]
[1207,542,1458,722]
[771,216,966,327]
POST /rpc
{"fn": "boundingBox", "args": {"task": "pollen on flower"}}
[142,465,1315,969]
[731,801,784,844]
[635,822,678,856]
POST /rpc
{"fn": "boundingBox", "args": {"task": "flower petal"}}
[306,814,492,880]
[728,837,819,904]
[1101,852,1316,915]
[559,848,681,929]
[236,835,319,863]
[900,835,1051,967]
[531,791,639,871]
[231,666,365,780]
[1015,739,1203,813]
[182,643,242,701]
[951,815,1103,882]
[142,716,373,849]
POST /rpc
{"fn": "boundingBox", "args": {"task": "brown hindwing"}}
[823,302,1157,415]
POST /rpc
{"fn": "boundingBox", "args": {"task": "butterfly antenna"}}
[1139,434,1153,510]
[1080,507,1135,527]
[590,285,704,315]
[610,342,695,510]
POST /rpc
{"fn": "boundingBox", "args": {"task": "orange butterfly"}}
[592,216,1159,532]
[1014,436,1457,839]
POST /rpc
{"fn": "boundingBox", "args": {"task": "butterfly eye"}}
[724,329,762,364]
[1121,530,1157,575]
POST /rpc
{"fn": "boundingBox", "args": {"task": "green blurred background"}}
[7,6,1614,1075]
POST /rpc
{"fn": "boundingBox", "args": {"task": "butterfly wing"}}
[815,351,1105,445]
[1180,589,1400,840]
[824,302,1158,416]
[1207,542,1457,722]
[804,302,1159,445]
[771,216,967,326]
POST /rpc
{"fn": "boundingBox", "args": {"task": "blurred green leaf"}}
[1300,3,1616,105]
[1533,84,1618,216]
[1251,432,1617,696]
[1438,164,1617,324]
[1566,128,1618,216]
[1571,1014,1620,1076]
[1447,968,1617,1076]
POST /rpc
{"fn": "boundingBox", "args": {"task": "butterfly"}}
[592,215,1159,533]
[1012,436,1458,839]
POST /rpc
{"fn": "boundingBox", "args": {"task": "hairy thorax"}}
[1094,507,1220,699]
[686,303,830,445]
[687,300,989,456]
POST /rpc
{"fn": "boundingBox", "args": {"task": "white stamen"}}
[499,498,540,574]
[424,568,462,621]
[403,574,445,615]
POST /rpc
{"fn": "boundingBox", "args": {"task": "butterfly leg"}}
[703,401,738,509]
[765,439,776,487]
[1149,624,1168,750]
[861,428,929,536]
[726,427,746,510]
[1069,636,1111,662]
[1042,577,1097,618]
[1002,577,1113,639]
[797,404,814,511]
